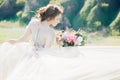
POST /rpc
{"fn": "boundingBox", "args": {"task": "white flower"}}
[61,32,67,41]
[75,36,83,46]
[77,36,83,43]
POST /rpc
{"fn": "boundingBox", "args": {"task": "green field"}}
[0,27,24,43]
[0,21,120,46]
[0,21,25,43]
[86,36,120,46]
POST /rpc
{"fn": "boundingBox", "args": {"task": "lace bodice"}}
[26,18,55,48]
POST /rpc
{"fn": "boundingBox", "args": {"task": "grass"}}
[0,27,25,43]
[96,36,120,46]
[0,21,25,43]
[86,35,120,46]
[0,21,120,46]
[85,31,120,46]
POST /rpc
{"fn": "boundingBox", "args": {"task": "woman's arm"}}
[7,18,36,44]
[7,28,32,44]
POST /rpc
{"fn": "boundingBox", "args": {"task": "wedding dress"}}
[0,18,120,80]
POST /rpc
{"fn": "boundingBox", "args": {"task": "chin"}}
[53,24,57,27]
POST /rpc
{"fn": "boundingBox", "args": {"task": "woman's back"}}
[27,18,55,48]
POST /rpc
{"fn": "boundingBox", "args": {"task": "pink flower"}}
[65,33,77,43]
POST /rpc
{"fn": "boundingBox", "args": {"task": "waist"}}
[33,43,44,51]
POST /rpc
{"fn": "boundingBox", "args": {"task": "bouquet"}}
[61,29,86,47]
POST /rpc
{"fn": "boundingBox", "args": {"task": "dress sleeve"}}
[44,30,55,48]
[17,18,36,41]
[25,18,36,31]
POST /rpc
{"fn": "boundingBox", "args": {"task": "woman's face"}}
[50,14,62,27]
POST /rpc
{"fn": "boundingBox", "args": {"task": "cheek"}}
[53,23,57,26]
[51,19,61,26]
[55,21,60,26]
[53,21,59,25]
[56,20,60,24]
[57,20,60,23]
[51,21,57,26]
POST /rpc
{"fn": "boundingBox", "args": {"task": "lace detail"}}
[32,43,44,57]
[33,29,43,49]
[27,18,55,51]
[34,43,44,49]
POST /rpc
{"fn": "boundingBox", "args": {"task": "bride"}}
[0,4,120,80]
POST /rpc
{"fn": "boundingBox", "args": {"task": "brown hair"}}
[36,4,64,22]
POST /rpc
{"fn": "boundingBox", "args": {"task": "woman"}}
[7,4,63,47]
[0,4,120,80]
[0,4,63,80]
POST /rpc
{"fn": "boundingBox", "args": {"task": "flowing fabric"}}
[0,43,120,80]
[0,18,120,80]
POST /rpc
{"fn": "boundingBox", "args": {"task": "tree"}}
[0,0,24,19]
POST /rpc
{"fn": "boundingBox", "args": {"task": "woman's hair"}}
[36,4,64,22]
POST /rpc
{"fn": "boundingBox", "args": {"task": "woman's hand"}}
[7,39,17,45]
[56,36,62,44]
[56,30,66,45]
[56,31,63,45]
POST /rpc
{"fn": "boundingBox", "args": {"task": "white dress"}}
[0,18,120,80]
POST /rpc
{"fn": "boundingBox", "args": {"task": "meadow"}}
[0,21,120,46]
